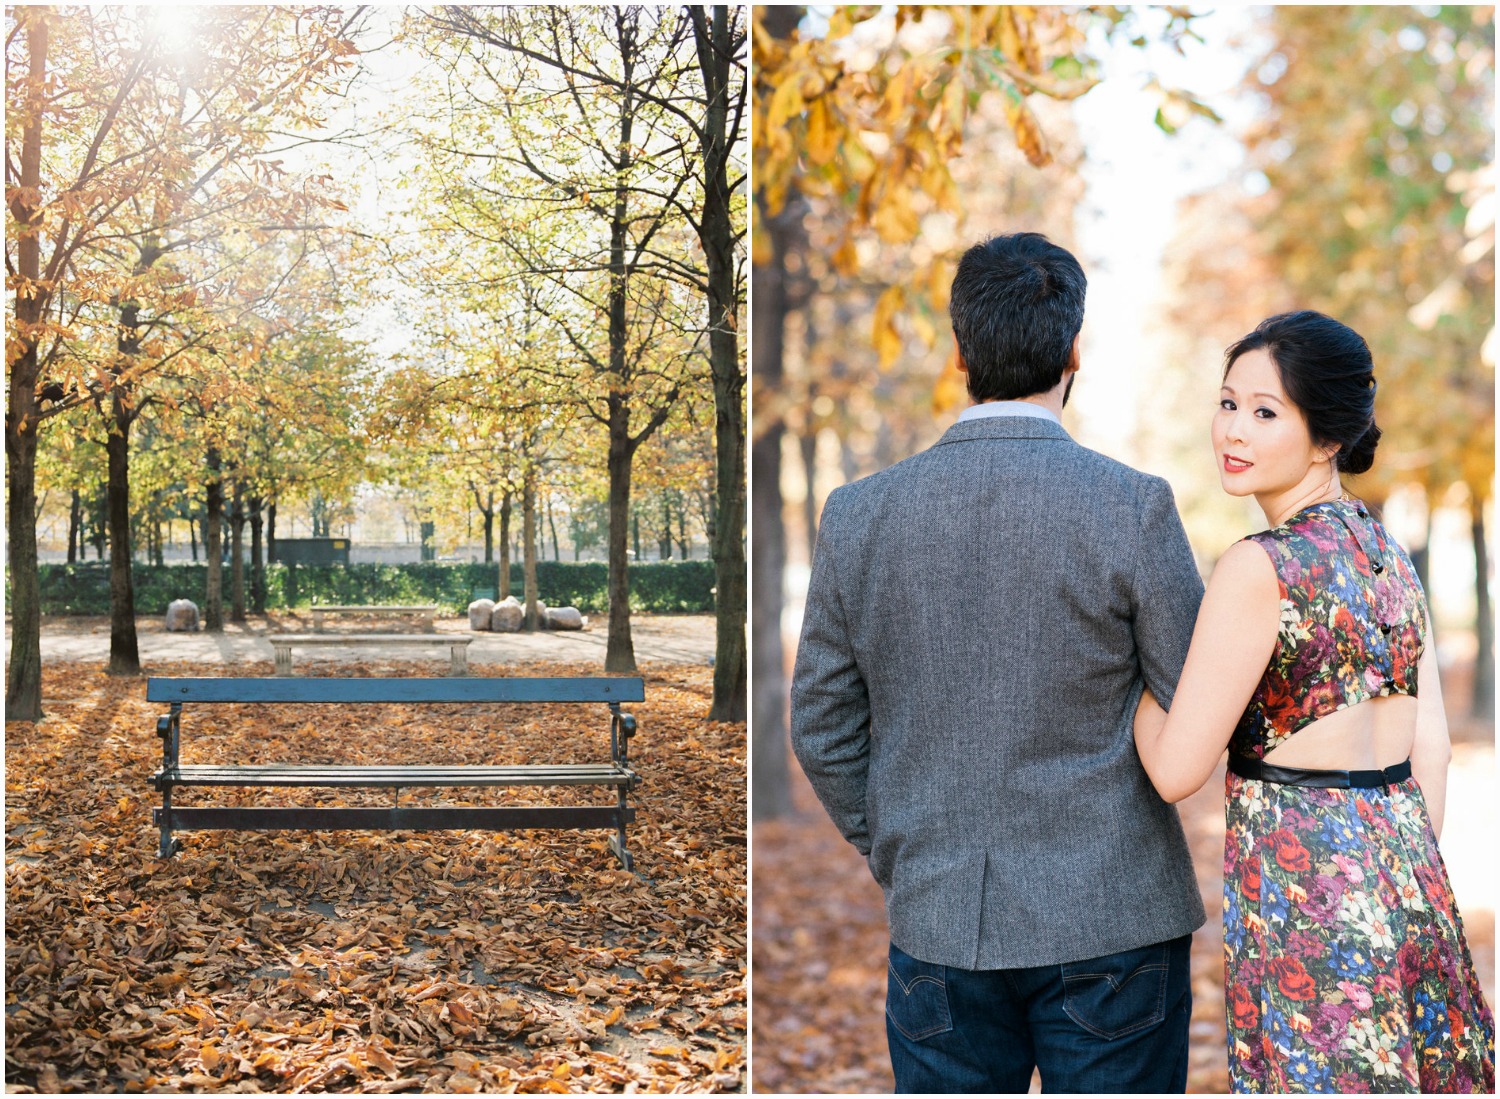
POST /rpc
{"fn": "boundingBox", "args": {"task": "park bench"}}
[267,633,472,676]
[311,604,438,631]
[148,675,645,869]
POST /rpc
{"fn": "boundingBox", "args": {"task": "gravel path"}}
[7,613,716,670]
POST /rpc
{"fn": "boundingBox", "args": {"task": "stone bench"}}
[310,605,438,632]
[147,675,645,869]
[267,633,472,676]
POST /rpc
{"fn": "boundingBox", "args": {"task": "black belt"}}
[1228,754,1412,790]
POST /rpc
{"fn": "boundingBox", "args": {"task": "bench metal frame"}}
[149,676,644,869]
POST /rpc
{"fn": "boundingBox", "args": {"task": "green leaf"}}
[1049,56,1085,81]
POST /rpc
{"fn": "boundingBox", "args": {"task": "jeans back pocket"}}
[885,943,953,1042]
[1059,940,1173,1041]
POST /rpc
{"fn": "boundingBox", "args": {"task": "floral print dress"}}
[1223,499,1494,1093]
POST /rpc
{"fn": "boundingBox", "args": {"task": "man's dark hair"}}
[948,232,1087,402]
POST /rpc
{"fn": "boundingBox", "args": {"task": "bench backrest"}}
[147,677,645,704]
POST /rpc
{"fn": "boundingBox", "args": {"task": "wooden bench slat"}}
[158,764,634,787]
[267,634,464,644]
[147,677,646,704]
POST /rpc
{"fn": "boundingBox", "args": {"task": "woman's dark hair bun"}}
[1224,310,1380,476]
[1339,421,1381,475]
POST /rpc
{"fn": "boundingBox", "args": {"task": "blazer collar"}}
[933,414,1075,448]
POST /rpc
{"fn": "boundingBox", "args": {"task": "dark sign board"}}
[271,538,350,566]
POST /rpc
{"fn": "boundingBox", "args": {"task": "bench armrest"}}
[610,710,638,770]
[155,707,182,782]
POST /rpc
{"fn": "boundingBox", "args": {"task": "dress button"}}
[1357,509,1368,518]
[1379,623,1391,633]
[1372,561,1384,573]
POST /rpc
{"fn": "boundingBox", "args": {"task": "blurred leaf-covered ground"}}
[751,661,1494,1094]
[6,659,745,1093]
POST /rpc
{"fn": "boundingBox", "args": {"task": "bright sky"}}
[1070,5,1259,462]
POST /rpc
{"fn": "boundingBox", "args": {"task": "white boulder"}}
[545,606,585,630]
[467,599,495,630]
[490,596,523,632]
[165,599,200,632]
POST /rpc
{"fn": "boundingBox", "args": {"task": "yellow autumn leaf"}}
[998,7,1024,64]
[871,185,920,243]
[766,57,810,132]
[831,236,859,277]
[910,305,937,348]
[920,160,959,213]
[1004,96,1051,167]
[933,344,967,414]
[839,134,877,183]
[872,286,905,369]
[805,97,838,167]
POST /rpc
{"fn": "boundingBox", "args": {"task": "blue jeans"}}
[885,935,1192,1093]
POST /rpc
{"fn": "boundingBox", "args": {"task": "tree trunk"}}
[478,487,495,564]
[498,490,513,599]
[204,450,224,631]
[748,193,802,815]
[67,489,81,563]
[5,381,43,721]
[693,4,748,721]
[92,489,107,559]
[105,388,141,675]
[548,492,561,561]
[4,12,48,720]
[659,495,673,561]
[189,509,199,562]
[230,482,246,622]
[602,27,641,674]
[267,500,277,563]
[523,466,540,630]
[1410,498,1433,596]
[801,428,819,560]
[632,509,642,566]
[1471,493,1493,719]
[606,406,638,672]
[419,520,435,562]
[249,495,265,613]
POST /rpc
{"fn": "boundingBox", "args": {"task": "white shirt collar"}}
[956,400,1061,426]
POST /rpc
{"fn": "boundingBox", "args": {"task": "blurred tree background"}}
[750,5,1494,1092]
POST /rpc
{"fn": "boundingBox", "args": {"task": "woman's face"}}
[1212,348,1334,501]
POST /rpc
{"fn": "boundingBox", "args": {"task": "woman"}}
[1133,310,1494,1093]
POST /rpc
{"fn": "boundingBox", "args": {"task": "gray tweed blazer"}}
[790,414,1207,970]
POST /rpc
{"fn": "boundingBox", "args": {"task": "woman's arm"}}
[1409,634,1451,838]
[1133,539,1281,802]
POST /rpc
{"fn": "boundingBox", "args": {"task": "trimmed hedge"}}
[30,560,716,616]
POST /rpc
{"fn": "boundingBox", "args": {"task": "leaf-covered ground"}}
[752,662,1495,1094]
[6,658,745,1093]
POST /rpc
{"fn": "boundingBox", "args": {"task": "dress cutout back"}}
[1231,499,1427,761]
